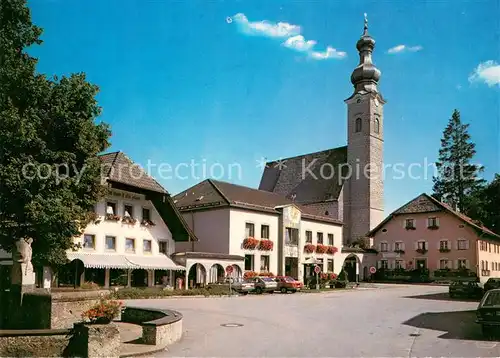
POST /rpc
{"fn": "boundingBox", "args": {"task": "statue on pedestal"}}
[11,237,35,287]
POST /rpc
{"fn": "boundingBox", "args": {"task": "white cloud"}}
[230,13,346,61]
[283,35,316,52]
[232,13,300,38]
[387,44,423,54]
[468,60,500,87]
[309,46,347,60]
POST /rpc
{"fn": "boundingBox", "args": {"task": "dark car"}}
[484,278,500,292]
[449,280,484,299]
[476,288,500,337]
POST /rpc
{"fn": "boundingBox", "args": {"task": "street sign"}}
[226,265,234,275]
[314,265,321,274]
[369,266,377,274]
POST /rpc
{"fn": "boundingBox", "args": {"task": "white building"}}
[173,179,372,284]
[48,151,197,289]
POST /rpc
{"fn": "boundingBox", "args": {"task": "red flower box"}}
[329,273,337,280]
[316,244,328,254]
[258,239,274,251]
[327,246,338,255]
[258,271,274,277]
[243,271,258,279]
[304,244,316,253]
[243,237,259,250]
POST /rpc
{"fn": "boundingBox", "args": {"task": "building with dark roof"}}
[259,17,385,246]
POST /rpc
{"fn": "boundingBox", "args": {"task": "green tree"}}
[0,0,111,266]
[432,109,485,213]
[467,174,500,234]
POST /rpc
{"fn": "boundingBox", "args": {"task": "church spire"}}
[350,13,381,94]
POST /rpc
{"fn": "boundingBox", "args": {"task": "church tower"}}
[343,15,385,245]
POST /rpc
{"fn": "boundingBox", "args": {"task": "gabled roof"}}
[174,179,342,225]
[98,151,196,242]
[258,146,348,204]
[99,151,166,194]
[367,193,500,240]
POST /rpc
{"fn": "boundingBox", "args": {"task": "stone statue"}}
[11,237,35,286]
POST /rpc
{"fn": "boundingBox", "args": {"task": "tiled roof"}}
[258,146,348,203]
[367,193,500,239]
[99,152,166,194]
[174,179,342,224]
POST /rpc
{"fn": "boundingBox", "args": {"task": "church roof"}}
[174,179,342,224]
[258,146,348,204]
[367,193,500,239]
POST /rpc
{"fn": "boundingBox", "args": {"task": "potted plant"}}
[81,299,123,324]
[140,219,155,226]
[122,216,137,225]
[304,244,315,253]
[394,249,405,254]
[258,239,274,251]
[105,214,121,222]
[327,246,338,255]
[243,237,259,250]
[439,248,450,253]
[416,248,428,254]
[316,244,328,254]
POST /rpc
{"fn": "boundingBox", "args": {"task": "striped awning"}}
[125,255,185,271]
[67,253,133,269]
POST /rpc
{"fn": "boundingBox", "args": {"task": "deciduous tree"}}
[0,0,111,266]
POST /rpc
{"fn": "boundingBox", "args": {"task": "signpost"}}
[314,265,321,290]
[226,265,234,295]
[369,266,376,274]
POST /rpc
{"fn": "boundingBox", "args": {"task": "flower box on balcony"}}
[427,225,439,230]
[327,246,338,255]
[140,219,155,227]
[122,217,137,225]
[105,214,121,222]
[243,237,259,250]
[405,226,416,230]
[416,248,428,254]
[316,244,328,254]
[304,244,316,254]
[394,249,405,254]
[439,248,451,253]
[258,239,273,251]
[258,271,274,277]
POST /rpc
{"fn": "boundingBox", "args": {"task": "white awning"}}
[67,252,133,269]
[125,255,186,271]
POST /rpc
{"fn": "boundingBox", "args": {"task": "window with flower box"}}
[260,255,270,271]
[317,232,324,245]
[245,254,254,271]
[395,260,404,269]
[405,219,415,230]
[458,259,467,269]
[379,260,388,269]
[380,242,388,252]
[124,204,134,218]
[106,202,116,215]
[439,240,450,252]
[105,236,116,251]
[439,259,451,269]
[143,239,152,253]
[260,225,269,239]
[327,234,334,246]
[427,217,439,229]
[245,223,255,238]
[394,242,404,252]
[305,231,312,243]
[142,208,151,221]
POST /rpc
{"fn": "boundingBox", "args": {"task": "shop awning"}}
[125,255,186,271]
[67,253,133,269]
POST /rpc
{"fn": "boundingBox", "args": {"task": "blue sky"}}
[29,0,499,215]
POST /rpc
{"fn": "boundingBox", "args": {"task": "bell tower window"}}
[355,118,362,133]
[374,118,380,134]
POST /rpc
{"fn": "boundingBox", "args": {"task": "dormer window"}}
[355,118,362,132]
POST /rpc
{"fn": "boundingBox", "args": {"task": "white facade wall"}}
[74,188,175,257]
[229,209,280,274]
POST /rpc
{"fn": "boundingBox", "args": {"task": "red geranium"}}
[329,273,337,280]
[327,246,338,255]
[304,244,316,253]
[243,237,259,250]
[258,239,274,251]
[243,271,258,279]
[258,271,274,277]
[316,244,328,254]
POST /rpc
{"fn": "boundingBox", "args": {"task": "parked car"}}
[476,288,500,337]
[484,278,500,292]
[251,276,278,294]
[449,279,484,299]
[206,277,255,295]
[275,276,303,293]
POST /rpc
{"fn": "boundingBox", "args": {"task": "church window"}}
[355,118,362,132]
[374,118,380,134]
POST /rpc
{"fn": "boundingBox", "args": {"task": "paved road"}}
[126,284,500,357]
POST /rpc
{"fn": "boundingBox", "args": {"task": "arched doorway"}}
[342,255,360,283]
[209,264,225,283]
[188,263,206,288]
[230,264,242,280]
